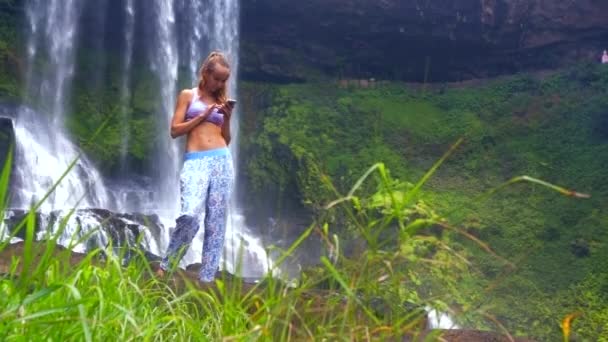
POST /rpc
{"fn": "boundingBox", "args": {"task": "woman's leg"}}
[160,158,210,271]
[199,154,234,282]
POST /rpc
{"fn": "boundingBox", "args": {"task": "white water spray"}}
[15,0,110,211]
[149,0,180,218]
[119,0,135,173]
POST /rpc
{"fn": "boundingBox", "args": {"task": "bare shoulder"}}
[178,88,194,100]
[172,89,194,117]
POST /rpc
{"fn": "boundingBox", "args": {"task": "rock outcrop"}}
[0,115,15,175]
[2,208,165,262]
[240,0,608,82]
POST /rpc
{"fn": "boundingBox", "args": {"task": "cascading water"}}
[215,0,275,279]
[118,0,135,173]
[6,0,274,280]
[14,0,110,211]
[148,0,180,218]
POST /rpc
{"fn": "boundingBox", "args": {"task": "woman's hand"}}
[198,104,221,122]
[219,102,233,120]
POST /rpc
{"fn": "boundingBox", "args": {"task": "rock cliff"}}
[240,0,608,82]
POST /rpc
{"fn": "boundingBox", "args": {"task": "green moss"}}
[67,64,159,173]
[0,6,21,100]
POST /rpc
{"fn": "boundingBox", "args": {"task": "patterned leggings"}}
[160,147,234,282]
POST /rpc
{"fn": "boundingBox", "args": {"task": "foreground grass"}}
[1,144,590,341]
[0,143,538,341]
[0,231,434,340]
[0,150,440,341]
[1,247,215,340]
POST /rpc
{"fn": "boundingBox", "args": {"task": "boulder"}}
[2,208,166,262]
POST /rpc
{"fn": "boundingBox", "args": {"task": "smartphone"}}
[226,99,237,107]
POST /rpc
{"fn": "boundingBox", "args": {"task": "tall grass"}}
[0,140,446,340]
[0,137,590,341]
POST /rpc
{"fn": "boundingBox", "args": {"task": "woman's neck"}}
[198,86,217,103]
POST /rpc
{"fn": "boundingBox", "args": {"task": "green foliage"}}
[0,5,20,99]
[561,274,608,339]
[0,239,222,339]
[68,68,159,173]
[240,64,608,341]
[0,149,507,340]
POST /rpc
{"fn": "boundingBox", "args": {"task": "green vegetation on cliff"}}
[238,63,608,340]
[67,67,161,174]
[0,1,21,99]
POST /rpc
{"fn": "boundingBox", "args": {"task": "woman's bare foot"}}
[155,268,166,278]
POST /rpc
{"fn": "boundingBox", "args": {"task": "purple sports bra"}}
[184,89,224,126]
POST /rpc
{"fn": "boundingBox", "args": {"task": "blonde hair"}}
[198,51,230,104]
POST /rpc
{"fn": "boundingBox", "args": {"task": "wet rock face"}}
[0,117,17,216]
[0,114,15,175]
[2,208,165,262]
[240,0,608,82]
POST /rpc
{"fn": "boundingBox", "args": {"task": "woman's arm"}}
[170,89,215,138]
[220,103,232,145]
[221,120,231,145]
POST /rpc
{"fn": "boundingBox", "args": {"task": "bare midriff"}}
[185,122,226,152]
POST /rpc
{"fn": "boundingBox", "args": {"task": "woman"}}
[156,51,235,283]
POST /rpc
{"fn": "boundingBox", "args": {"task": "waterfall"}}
[211,0,275,279]
[118,0,135,173]
[15,0,110,211]
[25,0,80,127]
[149,0,180,218]
[9,0,274,280]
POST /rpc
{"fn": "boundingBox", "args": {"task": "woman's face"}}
[204,65,230,93]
